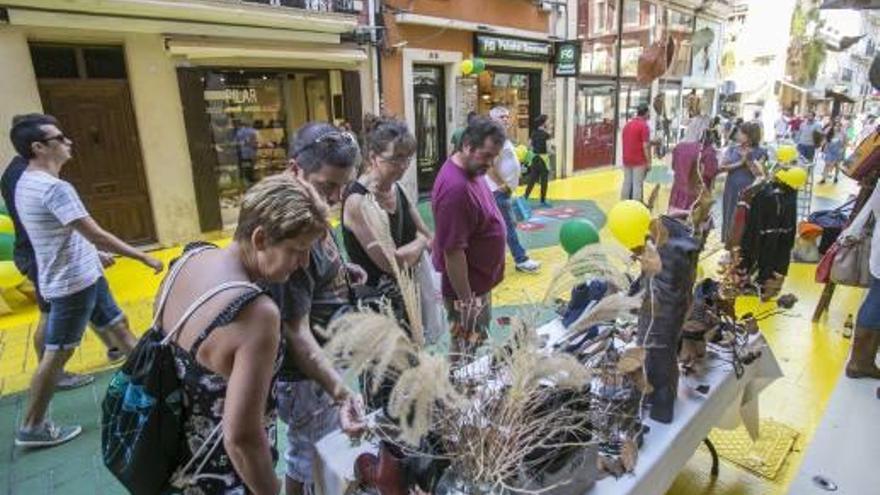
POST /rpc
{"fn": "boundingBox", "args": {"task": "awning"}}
[7,8,341,44]
[166,39,367,68]
[821,0,880,9]
[825,89,857,103]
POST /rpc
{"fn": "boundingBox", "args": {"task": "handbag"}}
[830,236,872,288]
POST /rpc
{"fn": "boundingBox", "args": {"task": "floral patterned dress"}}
[166,250,280,494]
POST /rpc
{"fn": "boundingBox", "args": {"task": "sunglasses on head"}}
[296,130,357,156]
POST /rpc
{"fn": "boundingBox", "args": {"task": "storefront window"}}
[478,70,536,145]
[579,0,618,76]
[620,1,656,78]
[199,69,339,227]
[623,0,640,27]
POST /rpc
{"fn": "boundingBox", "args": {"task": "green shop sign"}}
[474,34,553,62]
[553,41,581,77]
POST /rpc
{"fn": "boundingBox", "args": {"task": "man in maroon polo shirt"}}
[431,116,507,360]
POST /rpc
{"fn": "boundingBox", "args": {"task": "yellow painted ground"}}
[0,168,863,495]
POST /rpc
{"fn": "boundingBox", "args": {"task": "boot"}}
[845,327,880,379]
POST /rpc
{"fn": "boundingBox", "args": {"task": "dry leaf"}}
[621,438,639,472]
[639,240,662,276]
[649,218,669,248]
[629,369,653,395]
[598,454,626,478]
[617,346,646,373]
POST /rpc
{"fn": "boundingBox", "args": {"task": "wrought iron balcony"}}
[242,0,362,15]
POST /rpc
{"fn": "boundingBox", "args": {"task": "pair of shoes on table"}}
[515,259,541,273]
[15,421,82,448]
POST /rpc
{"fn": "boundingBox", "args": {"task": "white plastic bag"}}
[416,252,448,345]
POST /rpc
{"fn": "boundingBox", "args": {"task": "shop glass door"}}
[413,65,446,193]
[574,84,616,170]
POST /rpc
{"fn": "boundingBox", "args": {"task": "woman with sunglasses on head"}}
[342,115,433,326]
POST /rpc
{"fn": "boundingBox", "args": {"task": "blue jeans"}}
[857,275,880,330]
[797,143,816,162]
[276,379,340,484]
[493,190,528,264]
[44,277,124,351]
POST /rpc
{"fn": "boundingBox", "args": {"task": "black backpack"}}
[101,245,256,494]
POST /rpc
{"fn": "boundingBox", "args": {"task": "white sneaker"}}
[515,259,541,273]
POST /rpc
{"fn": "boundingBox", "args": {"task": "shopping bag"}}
[512,196,532,222]
[416,252,447,345]
[830,237,872,288]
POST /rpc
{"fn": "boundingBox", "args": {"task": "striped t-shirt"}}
[15,170,101,299]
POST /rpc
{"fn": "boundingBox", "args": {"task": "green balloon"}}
[560,219,600,255]
[473,58,486,74]
[0,233,14,261]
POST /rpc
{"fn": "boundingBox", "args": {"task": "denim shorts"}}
[44,277,124,351]
[275,379,340,484]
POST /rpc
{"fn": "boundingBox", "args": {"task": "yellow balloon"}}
[0,215,13,235]
[460,59,474,76]
[608,200,651,250]
[0,260,24,289]
[776,166,808,189]
[776,145,798,164]
[515,144,529,162]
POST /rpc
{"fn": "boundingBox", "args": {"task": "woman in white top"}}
[840,183,880,379]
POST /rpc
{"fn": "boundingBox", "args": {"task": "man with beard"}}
[431,117,507,360]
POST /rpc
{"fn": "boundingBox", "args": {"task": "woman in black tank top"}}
[341,116,434,326]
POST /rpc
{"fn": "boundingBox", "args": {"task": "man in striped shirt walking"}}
[10,114,163,448]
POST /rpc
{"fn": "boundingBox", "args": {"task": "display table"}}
[313,320,783,495]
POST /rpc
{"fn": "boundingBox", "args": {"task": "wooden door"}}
[38,80,156,244]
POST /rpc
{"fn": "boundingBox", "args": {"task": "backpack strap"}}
[189,287,266,357]
[151,244,215,329]
[160,281,261,347]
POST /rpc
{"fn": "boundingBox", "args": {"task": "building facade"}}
[377,0,574,194]
[813,9,880,116]
[0,0,373,244]
[574,0,729,171]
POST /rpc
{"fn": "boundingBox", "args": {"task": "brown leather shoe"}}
[845,326,880,379]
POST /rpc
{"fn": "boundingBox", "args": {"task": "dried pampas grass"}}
[358,194,425,346]
[387,351,465,445]
[322,307,413,392]
[543,243,632,305]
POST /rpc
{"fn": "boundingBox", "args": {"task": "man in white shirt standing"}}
[486,107,540,273]
[11,114,163,448]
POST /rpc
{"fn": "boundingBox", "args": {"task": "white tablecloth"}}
[313,320,782,495]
